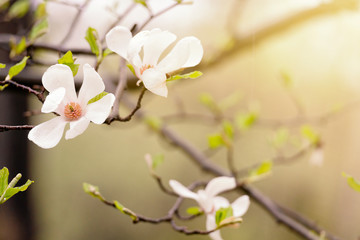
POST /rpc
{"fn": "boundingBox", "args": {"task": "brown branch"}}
[0,125,33,132]
[199,0,358,70]
[0,80,45,102]
[240,184,319,240]
[279,206,341,240]
[106,87,147,124]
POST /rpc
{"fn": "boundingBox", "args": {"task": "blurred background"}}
[1,0,360,239]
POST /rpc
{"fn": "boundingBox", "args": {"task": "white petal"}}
[85,93,115,124]
[28,116,67,149]
[127,30,150,60]
[42,64,76,102]
[169,180,199,200]
[78,64,105,105]
[180,36,203,68]
[141,68,167,97]
[157,36,203,73]
[206,215,223,240]
[213,196,230,210]
[65,117,90,140]
[205,177,236,197]
[231,195,250,217]
[105,26,132,59]
[143,29,176,65]
[41,87,65,113]
[197,189,214,213]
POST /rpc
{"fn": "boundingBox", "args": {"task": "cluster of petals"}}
[28,64,115,149]
[106,26,203,97]
[169,176,250,240]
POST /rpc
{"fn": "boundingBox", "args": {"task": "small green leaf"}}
[0,84,9,91]
[199,93,214,106]
[342,172,360,192]
[145,116,162,131]
[0,167,9,196]
[10,36,27,58]
[280,71,292,87]
[0,63,5,69]
[167,71,203,82]
[186,206,203,215]
[127,64,136,76]
[208,134,225,149]
[34,2,46,20]
[301,125,320,146]
[58,51,79,76]
[235,112,257,130]
[223,121,234,139]
[7,0,29,19]
[28,18,48,42]
[85,27,101,57]
[152,154,164,169]
[215,207,233,226]
[3,179,33,203]
[7,56,29,80]
[114,200,138,222]
[133,0,148,7]
[103,48,113,58]
[251,160,273,177]
[83,182,105,201]
[218,91,242,110]
[269,128,289,149]
[0,168,33,204]
[87,92,109,104]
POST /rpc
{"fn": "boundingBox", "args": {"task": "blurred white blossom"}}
[169,176,250,240]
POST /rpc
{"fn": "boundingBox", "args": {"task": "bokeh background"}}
[1,0,360,239]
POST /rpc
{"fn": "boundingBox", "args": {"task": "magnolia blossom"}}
[169,176,250,240]
[106,26,203,97]
[28,64,115,149]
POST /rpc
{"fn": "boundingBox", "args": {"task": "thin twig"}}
[237,145,311,177]
[107,87,146,123]
[108,59,128,120]
[59,0,91,46]
[135,2,180,33]
[0,80,45,102]
[0,125,34,132]
[101,3,137,43]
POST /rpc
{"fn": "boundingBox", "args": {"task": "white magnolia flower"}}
[169,176,250,240]
[28,64,115,149]
[106,26,203,97]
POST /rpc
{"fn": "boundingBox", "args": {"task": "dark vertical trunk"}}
[0,1,34,239]
[0,90,33,240]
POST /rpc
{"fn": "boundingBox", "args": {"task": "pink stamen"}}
[140,64,153,75]
[64,102,82,120]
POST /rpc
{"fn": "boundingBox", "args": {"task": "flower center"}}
[64,102,82,120]
[140,64,153,75]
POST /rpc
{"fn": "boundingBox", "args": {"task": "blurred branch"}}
[59,0,91,46]
[0,79,45,102]
[200,0,359,69]
[135,1,182,32]
[101,3,137,43]
[237,145,311,177]
[119,93,342,240]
